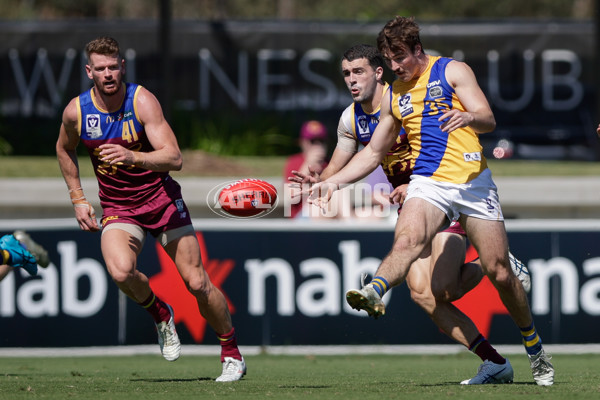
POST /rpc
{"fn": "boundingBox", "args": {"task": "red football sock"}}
[469,334,506,364]
[138,293,171,323]
[217,327,242,363]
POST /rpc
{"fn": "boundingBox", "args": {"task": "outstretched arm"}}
[309,100,401,206]
[287,113,357,185]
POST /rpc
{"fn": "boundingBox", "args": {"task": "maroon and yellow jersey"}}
[76,83,170,210]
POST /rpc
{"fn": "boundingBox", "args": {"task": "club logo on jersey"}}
[427,80,443,98]
[85,114,102,138]
[398,94,413,117]
[428,86,443,98]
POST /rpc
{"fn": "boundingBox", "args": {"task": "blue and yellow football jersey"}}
[391,56,487,184]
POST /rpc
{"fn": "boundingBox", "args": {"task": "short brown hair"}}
[84,37,120,62]
[376,16,423,56]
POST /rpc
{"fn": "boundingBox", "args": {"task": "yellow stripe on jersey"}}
[133,85,143,125]
[75,96,82,137]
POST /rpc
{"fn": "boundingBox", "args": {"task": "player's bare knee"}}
[107,263,136,285]
[485,262,513,288]
[432,287,453,302]
[393,232,425,255]
[110,270,135,287]
[186,273,213,303]
[410,286,426,305]
[429,278,443,297]
[410,289,435,314]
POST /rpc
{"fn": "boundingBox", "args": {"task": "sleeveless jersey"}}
[76,83,170,209]
[390,56,487,184]
[342,83,412,188]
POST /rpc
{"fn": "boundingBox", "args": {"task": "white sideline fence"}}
[0,344,599,358]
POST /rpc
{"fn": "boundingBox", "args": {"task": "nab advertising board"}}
[0,219,598,348]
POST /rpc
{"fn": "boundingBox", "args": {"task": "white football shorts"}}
[404,168,504,222]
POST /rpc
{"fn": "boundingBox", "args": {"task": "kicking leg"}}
[346,198,445,318]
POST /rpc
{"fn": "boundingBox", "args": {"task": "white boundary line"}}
[1,344,599,358]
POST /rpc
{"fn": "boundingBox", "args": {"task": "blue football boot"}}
[0,234,38,276]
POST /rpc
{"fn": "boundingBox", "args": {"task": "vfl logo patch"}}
[86,114,102,138]
[463,152,482,162]
[357,115,369,135]
[398,94,413,117]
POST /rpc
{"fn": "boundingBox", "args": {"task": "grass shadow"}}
[131,377,213,382]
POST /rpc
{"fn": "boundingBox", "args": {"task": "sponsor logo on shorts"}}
[463,152,482,162]
[175,199,187,219]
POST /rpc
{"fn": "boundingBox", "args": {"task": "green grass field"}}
[1,353,598,400]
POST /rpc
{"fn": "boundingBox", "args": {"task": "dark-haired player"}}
[291,43,531,385]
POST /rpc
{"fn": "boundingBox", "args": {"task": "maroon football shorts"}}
[101,180,193,238]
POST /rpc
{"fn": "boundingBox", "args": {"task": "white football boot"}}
[216,357,246,382]
[528,349,554,386]
[460,359,514,385]
[345,274,385,319]
[509,251,531,293]
[156,304,181,361]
